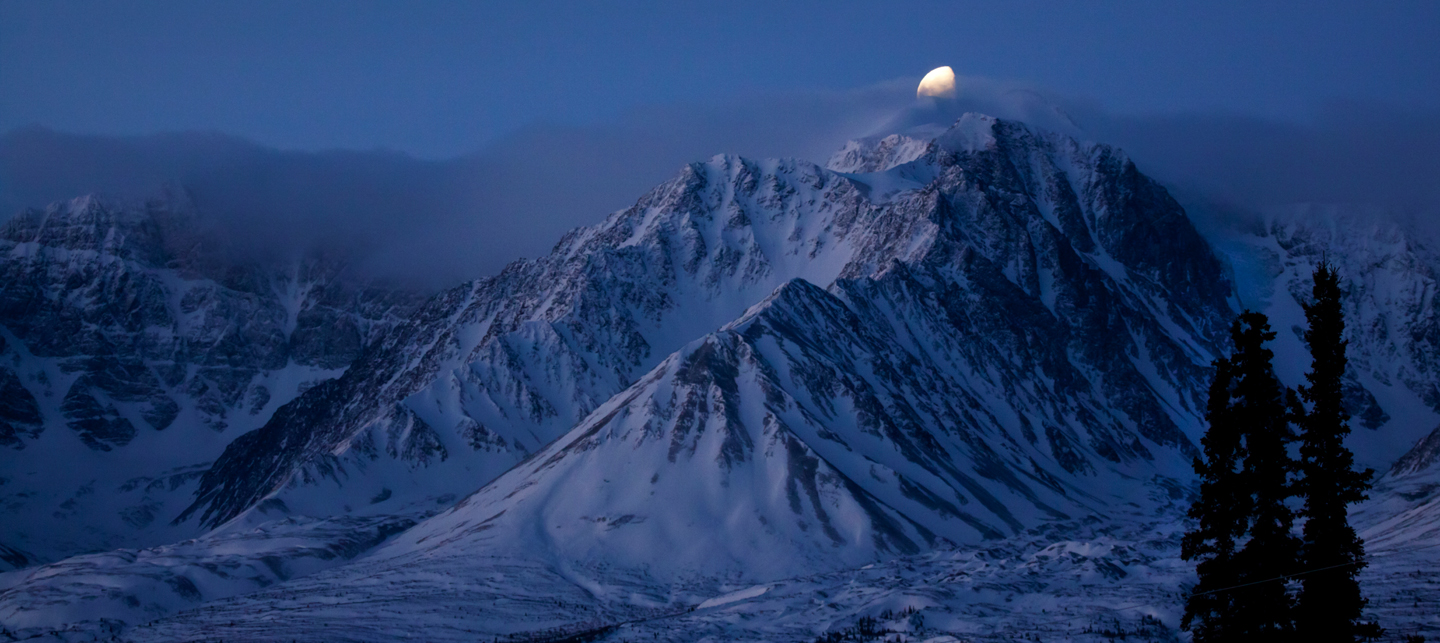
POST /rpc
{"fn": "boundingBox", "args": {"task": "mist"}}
[3,76,1438,288]
[0,84,911,287]
[1087,103,1440,229]
[0,128,464,284]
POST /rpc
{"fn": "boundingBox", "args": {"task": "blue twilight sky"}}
[2,1,1439,285]
[4,1,1438,158]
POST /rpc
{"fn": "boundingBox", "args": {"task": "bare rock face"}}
[0,360,43,448]
[181,114,1234,543]
[10,114,1440,641]
[827,133,933,173]
[1392,425,1440,476]
[0,191,424,562]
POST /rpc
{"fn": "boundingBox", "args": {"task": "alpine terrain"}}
[0,190,424,565]
[1,113,1438,641]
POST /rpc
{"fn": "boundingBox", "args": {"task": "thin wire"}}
[949,546,1433,636]
[1188,535,1440,598]
[1190,559,1366,597]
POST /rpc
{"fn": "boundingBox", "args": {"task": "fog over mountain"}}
[5,67,1440,639]
[6,104,1440,642]
[4,2,1439,639]
[5,76,1437,287]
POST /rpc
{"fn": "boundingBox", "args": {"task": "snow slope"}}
[9,114,1440,640]
[0,191,422,566]
[1206,203,1440,469]
[0,512,417,641]
[118,487,1439,642]
[181,114,1232,547]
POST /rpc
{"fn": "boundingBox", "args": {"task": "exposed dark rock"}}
[1392,425,1440,476]
[0,367,42,448]
[61,381,137,451]
[1343,376,1390,430]
[182,116,1234,531]
[0,193,423,444]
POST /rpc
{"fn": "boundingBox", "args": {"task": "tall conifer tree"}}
[1295,263,1378,641]
[1228,311,1301,640]
[1182,357,1246,641]
[1184,312,1300,641]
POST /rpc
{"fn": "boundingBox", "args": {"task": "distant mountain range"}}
[2,114,1438,641]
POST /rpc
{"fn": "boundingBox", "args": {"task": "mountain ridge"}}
[5,113,1440,640]
[177,113,1232,541]
[0,190,424,564]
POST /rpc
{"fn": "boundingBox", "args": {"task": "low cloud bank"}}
[3,76,1436,286]
[1086,103,1440,231]
[0,83,912,286]
[0,128,461,284]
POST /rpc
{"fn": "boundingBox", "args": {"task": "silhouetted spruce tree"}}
[1295,263,1380,641]
[1182,356,1247,641]
[1228,312,1301,641]
[1183,312,1300,641]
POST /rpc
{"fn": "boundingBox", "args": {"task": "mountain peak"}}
[826,112,1091,178]
[826,134,932,173]
[932,112,1001,154]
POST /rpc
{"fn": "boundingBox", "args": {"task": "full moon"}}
[917,66,957,99]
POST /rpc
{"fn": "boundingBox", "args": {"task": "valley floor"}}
[111,502,1438,643]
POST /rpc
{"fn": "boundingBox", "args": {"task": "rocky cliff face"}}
[826,132,933,173]
[1390,425,1440,476]
[1204,203,1440,469]
[9,113,1440,640]
[180,114,1233,549]
[0,192,422,564]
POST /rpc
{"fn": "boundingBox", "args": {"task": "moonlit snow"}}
[1,112,1438,641]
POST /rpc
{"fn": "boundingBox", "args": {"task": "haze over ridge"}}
[4,79,1438,286]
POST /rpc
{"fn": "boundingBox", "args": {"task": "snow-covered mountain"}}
[1208,203,1440,467]
[107,437,1440,643]
[0,192,422,566]
[177,114,1230,546]
[826,132,933,173]
[4,113,1440,640]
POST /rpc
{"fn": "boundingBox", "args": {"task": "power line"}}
[1189,538,1440,598]
[944,544,1438,638]
[1190,559,1365,597]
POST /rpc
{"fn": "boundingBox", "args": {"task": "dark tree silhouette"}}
[1182,356,1246,641]
[1295,263,1379,641]
[1184,312,1300,641]
[1227,311,1301,640]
